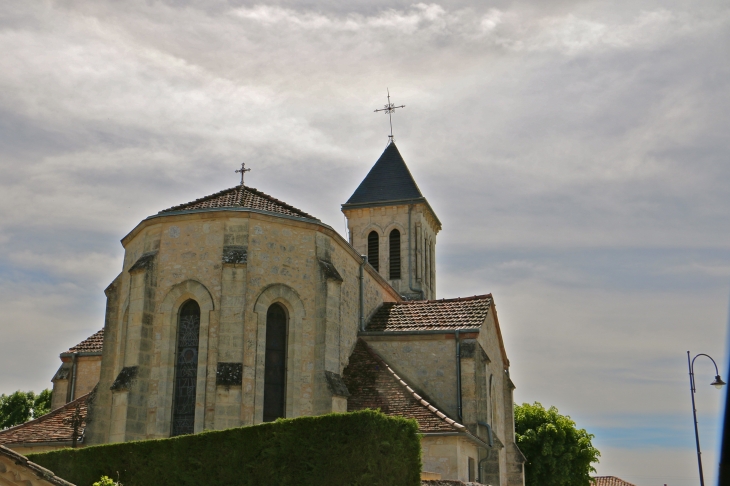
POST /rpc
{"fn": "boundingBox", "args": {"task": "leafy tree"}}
[33,389,52,417]
[515,402,600,486]
[0,389,53,429]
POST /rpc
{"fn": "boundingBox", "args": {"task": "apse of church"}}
[84,184,401,445]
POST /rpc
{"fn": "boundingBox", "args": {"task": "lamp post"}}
[687,351,726,486]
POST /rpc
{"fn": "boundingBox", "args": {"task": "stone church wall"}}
[86,209,398,445]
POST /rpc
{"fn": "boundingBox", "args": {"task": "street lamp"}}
[687,351,726,486]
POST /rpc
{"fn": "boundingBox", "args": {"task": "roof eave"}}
[341,197,442,230]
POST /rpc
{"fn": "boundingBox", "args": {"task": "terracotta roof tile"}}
[343,339,463,433]
[160,185,319,221]
[591,477,636,486]
[66,330,103,354]
[0,394,88,446]
[366,295,492,332]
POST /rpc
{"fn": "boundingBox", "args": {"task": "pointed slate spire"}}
[344,143,424,207]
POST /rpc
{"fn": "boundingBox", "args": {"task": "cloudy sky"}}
[1,0,729,484]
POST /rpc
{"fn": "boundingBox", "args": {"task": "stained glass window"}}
[263,303,287,422]
[172,300,200,436]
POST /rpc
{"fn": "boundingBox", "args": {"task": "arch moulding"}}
[156,280,216,437]
[252,284,306,423]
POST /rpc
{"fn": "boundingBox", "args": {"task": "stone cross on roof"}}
[235,162,251,185]
[374,88,405,144]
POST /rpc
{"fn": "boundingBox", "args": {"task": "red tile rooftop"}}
[365,294,493,332]
[343,339,464,433]
[160,185,318,221]
[0,394,88,446]
[66,329,103,354]
[592,476,636,486]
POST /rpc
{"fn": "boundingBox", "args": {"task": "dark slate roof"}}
[0,444,76,486]
[0,394,88,446]
[343,339,464,433]
[365,295,492,332]
[66,330,104,354]
[160,185,319,221]
[344,143,424,207]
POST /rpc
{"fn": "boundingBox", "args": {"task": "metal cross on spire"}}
[235,162,251,185]
[374,88,405,144]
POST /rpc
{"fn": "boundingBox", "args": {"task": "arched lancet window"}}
[389,229,401,280]
[425,237,430,286]
[367,231,379,272]
[172,300,201,436]
[489,374,496,426]
[428,241,436,290]
[264,303,288,422]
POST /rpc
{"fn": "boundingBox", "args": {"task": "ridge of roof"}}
[344,143,425,207]
[65,329,104,354]
[392,294,492,305]
[344,339,465,433]
[159,185,319,221]
[0,394,89,446]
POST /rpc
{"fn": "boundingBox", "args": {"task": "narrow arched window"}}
[367,231,379,272]
[425,237,429,286]
[172,300,200,436]
[264,303,288,422]
[389,229,401,280]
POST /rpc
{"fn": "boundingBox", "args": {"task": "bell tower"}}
[342,142,441,300]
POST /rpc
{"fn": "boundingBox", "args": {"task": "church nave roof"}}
[364,294,493,332]
[160,185,319,221]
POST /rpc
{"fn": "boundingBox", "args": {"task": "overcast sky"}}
[1,1,729,484]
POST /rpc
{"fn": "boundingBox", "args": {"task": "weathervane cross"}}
[235,162,251,185]
[374,88,405,144]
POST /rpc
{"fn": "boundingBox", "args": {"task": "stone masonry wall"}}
[88,209,398,444]
[344,202,439,300]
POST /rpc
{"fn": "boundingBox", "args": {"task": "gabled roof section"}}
[343,339,465,433]
[0,394,88,446]
[591,477,636,486]
[344,143,424,207]
[65,330,103,354]
[365,295,492,332]
[160,185,319,221]
[0,445,76,486]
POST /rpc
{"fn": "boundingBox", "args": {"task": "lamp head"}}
[711,375,726,390]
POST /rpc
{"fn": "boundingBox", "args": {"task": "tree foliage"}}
[515,402,600,486]
[0,389,53,429]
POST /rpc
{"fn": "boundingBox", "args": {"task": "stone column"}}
[117,250,157,442]
[214,237,248,430]
[83,276,122,445]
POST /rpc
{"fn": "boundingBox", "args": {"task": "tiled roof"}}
[344,143,424,207]
[0,394,88,446]
[365,295,492,332]
[160,185,319,221]
[592,477,636,486]
[66,330,104,354]
[0,445,76,486]
[343,339,464,433]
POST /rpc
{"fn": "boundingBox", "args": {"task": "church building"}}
[0,142,525,485]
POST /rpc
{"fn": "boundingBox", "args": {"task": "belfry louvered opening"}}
[389,229,401,280]
[367,231,379,272]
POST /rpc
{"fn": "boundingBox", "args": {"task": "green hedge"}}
[28,410,421,486]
